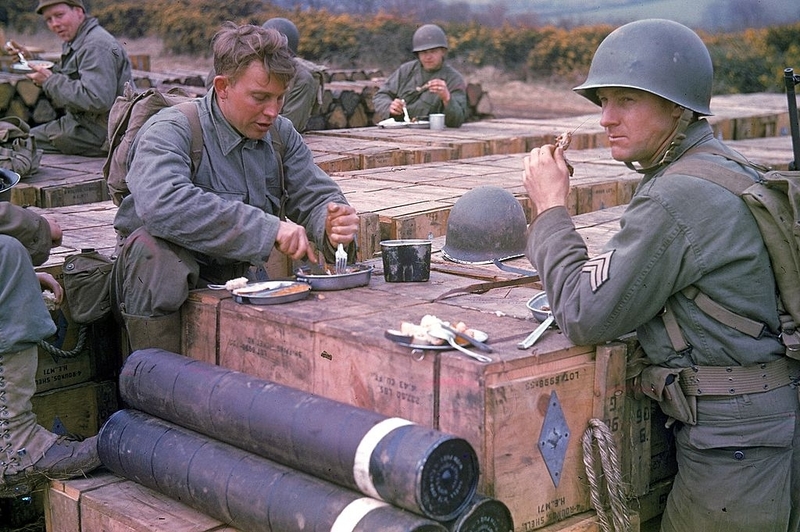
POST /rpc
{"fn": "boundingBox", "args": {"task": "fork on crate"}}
[335,243,347,274]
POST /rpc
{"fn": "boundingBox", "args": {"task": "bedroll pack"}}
[103,82,287,207]
[0,116,42,178]
[663,147,800,359]
[103,83,202,206]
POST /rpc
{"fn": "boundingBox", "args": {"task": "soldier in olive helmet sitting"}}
[373,24,468,128]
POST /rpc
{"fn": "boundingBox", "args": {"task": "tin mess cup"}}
[380,239,432,282]
[429,113,445,130]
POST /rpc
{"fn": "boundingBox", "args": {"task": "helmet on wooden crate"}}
[262,17,300,56]
[442,186,528,264]
[573,19,713,115]
[412,24,448,52]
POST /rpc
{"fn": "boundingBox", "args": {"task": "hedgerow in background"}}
[524,25,613,82]
[4,0,799,95]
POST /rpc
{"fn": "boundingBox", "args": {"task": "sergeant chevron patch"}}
[582,250,614,292]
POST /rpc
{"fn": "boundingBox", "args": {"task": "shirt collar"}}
[207,89,264,155]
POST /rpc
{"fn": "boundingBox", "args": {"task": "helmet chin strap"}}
[625,108,695,174]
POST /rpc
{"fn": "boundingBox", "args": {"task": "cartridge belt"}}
[679,357,798,396]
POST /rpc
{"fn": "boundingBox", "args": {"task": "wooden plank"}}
[79,476,239,532]
[45,471,125,532]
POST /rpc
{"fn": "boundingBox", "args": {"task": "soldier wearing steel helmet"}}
[373,24,468,128]
[26,0,132,156]
[522,19,799,531]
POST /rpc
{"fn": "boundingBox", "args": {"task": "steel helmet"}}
[263,17,300,55]
[412,24,448,52]
[573,19,713,116]
[442,186,528,264]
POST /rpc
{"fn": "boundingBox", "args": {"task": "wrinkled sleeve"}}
[0,203,52,266]
[126,114,279,264]
[373,69,404,121]
[442,70,468,128]
[43,44,121,113]
[276,119,351,258]
[527,199,696,346]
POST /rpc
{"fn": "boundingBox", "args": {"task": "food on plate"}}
[224,277,248,290]
[399,314,474,346]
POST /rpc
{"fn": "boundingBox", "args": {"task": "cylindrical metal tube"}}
[98,409,446,532]
[118,349,479,521]
[442,495,514,532]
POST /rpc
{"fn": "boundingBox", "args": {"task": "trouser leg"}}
[0,347,100,497]
[112,227,199,354]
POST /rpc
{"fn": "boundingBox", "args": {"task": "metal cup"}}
[429,113,445,130]
[380,239,431,282]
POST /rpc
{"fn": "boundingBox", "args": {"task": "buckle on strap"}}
[679,358,795,396]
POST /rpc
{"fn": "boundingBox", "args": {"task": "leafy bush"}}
[8,0,798,96]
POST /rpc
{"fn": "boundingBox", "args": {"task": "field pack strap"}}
[679,357,798,396]
[174,101,203,175]
[660,147,774,353]
[171,102,288,221]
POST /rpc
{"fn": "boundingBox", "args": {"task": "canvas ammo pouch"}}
[640,365,697,426]
[63,249,114,325]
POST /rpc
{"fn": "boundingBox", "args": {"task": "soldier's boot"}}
[122,312,182,356]
[0,347,100,498]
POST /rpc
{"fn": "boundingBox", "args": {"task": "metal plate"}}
[384,329,489,351]
[295,263,372,291]
[12,60,54,72]
[538,390,570,487]
[232,281,310,305]
[377,118,430,129]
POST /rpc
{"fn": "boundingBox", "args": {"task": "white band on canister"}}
[330,497,390,532]
[353,417,414,499]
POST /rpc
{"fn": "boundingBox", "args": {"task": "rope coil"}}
[37,325,88,360]
[581,418,631,532]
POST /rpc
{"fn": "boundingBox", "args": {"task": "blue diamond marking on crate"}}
[538,390,570,487]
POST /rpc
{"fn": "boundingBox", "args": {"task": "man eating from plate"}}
[26,0,132,157]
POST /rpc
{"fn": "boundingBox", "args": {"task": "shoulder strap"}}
[269,122,288,221]
[660,145,772,351]
[662,145,761,195]
[174,101,203,176]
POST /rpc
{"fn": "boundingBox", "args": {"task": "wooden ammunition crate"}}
[32,380,118,438]
[45,470,239,532]
[185,263,639,529]
[34,262,120,393]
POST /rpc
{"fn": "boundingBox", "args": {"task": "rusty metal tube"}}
[442,495,514,532]
[98,409,447,532]
[118,349,479,521]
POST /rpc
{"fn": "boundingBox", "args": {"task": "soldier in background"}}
[25,0,132,156]
[206,17,325,133]
[373,24,468,128]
